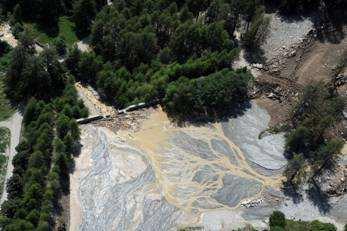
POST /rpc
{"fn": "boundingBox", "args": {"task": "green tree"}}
[73,0,96,36]
[57,114,71,139]
[12,4,22,22]
[310,220,336,231]
[53,37,67,56]
[65,46,81,76]
[77,52,102,83]
[269,211,286,228]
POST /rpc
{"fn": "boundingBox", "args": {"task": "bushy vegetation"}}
[283,83,345,192]
[5,33,66,102]
[22,17,78,47]
[0,128,10,154]
[163,68,253,119]
[269,211,337,231]
[0,0,106,27]
[0,41,13,122]
[241,6,270,49]
[0,128,10,203]
[0,33,88,230]
[69,0,262,118]
[0,81,13,122]
[95,50,240,108]
[0,0,345,228]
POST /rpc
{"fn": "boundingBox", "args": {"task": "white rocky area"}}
[261,13,314,63]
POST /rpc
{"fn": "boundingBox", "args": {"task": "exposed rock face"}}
[261,13,314,63]
[316,165,347,197]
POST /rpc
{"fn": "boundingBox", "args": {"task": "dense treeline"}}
[5,33,66,102]
[69,0,261,117]
[283,82,345,193]
[0,0,71,26]
[0,41,12,73]
[163,68,253,119]
[0,0,107,28]
[0,34,88,230]
[95,50,240,107]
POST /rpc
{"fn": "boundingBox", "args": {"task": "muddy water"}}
[70,102,292,230]
[128,102,285,213]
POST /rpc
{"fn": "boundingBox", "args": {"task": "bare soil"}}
[295,37,347,86]
[255,26,347,127]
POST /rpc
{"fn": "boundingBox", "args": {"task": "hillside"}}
[0,0,346,230]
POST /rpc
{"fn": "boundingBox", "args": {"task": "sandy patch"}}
[0,23,18,47]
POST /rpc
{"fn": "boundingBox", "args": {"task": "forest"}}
[1,0,346,116]
[0,34,88,230]
[0,0,346,230]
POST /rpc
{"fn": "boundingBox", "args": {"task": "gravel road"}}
[0,112,23,204]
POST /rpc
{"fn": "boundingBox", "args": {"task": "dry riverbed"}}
[69,102,347,231]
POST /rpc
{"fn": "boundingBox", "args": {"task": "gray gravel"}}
[172,131,217,160]
[72,103,346,230]
[0,112,23,204]
[213,174,263,207]
[261,13,314,62]
[222,102,287,175]
[192,165,218,184]
[211,138,238,164]
[77,127,184,231]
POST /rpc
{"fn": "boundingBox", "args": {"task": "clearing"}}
[24,16,78,46]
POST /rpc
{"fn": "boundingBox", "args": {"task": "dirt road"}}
[0,112,23,204]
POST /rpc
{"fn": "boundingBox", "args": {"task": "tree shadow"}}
[36,22,59,38]
[244,46,266,64]
[306,182,332,214]
[24,19,59,39]
[264,1,347,45]
[69,142,82,173]
[281,148,339,214]
[282,176,333,214]
[282,180,303,204]
[315,21,346,44]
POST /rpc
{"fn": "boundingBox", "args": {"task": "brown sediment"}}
[342,144,347,155]
[0,23,18,47]
[75,83,115,117]
[118,107,284,213]
[255,97,291,127]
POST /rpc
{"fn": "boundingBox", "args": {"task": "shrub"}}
[269,211,286,228]
[53,37,66,56]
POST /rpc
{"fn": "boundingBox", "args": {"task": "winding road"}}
[0,112,23,204]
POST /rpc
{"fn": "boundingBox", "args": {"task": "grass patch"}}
[285,219,310,231]
[24,16,78,47]
[0,49,12,73]
[0,153,8,196]
[0,80,13,121]
[285,219,337,231]
[0,127,10,153]
[58,17,79,46]
[0,127,9,196]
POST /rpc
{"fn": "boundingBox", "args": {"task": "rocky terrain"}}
[70,103,346,230]
[69,13,347,231]
[70,102,285,230]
